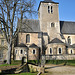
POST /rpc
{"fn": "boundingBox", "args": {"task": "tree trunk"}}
[7,42,12,64]
[7,21,13,64]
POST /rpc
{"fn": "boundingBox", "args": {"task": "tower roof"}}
[44,0,54,3]
[38,0,59,10]
[43,0,59,4]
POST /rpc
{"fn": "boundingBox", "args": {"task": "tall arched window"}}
[50,48,52,54]
[51,22,55,27]
[1,40,4,46]
[59,48,62,54]
[0,30,3,35]
[0,50,3,58]
[16,50,17,54]
[67,36,71,44]
[51,6,53,13]
[32,50,36,54]
[20,50,23,54]
[71,50,73,54]
[48,6,53,14]
[48,6,50,13]
[26,34,30,43]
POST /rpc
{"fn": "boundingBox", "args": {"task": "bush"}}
[11,60,21,65]
[28,60,41,65]
[46,60,75,66]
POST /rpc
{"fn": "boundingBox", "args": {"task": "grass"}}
[0,73,37,75]
[0,64,15,67]
[46,60,75,66]
[11,60,21,65]
[0,60,21,67]
[1,60,75,67]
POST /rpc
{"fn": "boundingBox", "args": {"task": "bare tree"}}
[0,0,36,64]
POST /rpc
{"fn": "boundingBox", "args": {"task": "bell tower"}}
[38,0,61,41]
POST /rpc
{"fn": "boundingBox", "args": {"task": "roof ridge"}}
[29,43,38,48]
[60,21,75,23]
[22,19,39,21]
[50,38,64,43]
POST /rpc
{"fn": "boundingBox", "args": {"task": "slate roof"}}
[16,43,27,47]
[50,38,64,44]
[44,0,58,3]
[67,44,75,48]
[18,19,75,34]
[40,0,59,4]
[66,45,73,48]
[29,43,38,48]
[60,21,75,34]
[18,19,40,32]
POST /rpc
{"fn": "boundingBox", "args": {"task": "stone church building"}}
[0,0,75,62]
[14,0,75,60]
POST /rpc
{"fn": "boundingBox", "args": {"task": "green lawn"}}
[0,73,37,75]
[0,60,21,67]
[0,63,20,67]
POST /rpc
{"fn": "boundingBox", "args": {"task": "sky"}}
[35,0,75,22]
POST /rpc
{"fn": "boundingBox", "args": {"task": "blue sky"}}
[35,0,75,22]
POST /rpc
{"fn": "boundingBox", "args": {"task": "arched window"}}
[32,50,36,54]
[48,6,53,13]
[1,40,4,46]
[51,22,55,27]
[51,6,53,13]
[71,50,73,54]
[16,50,17,54]
[48,6,50,13]
[26,34,30,43]
[50,48,52,54]
[0,50,3,58]
[59,48,62,54]
[67,36,71,44]
[0,30,3,35]
[20,50,23,54]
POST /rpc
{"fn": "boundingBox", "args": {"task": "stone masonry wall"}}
[28,48,39,60]
[18,33,39,46]
[46,55,75,60]
[46,43,66,55]
[63,34,75,45]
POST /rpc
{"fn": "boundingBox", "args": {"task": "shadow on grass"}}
[45,65,64,69]
[45,71,49,73]
[0,73,7,75]
[0,68,17,75]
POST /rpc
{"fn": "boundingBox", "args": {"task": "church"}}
[14,0,75,60]
[0,0,75,63]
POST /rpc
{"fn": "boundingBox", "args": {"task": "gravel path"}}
[44,64,75,75]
